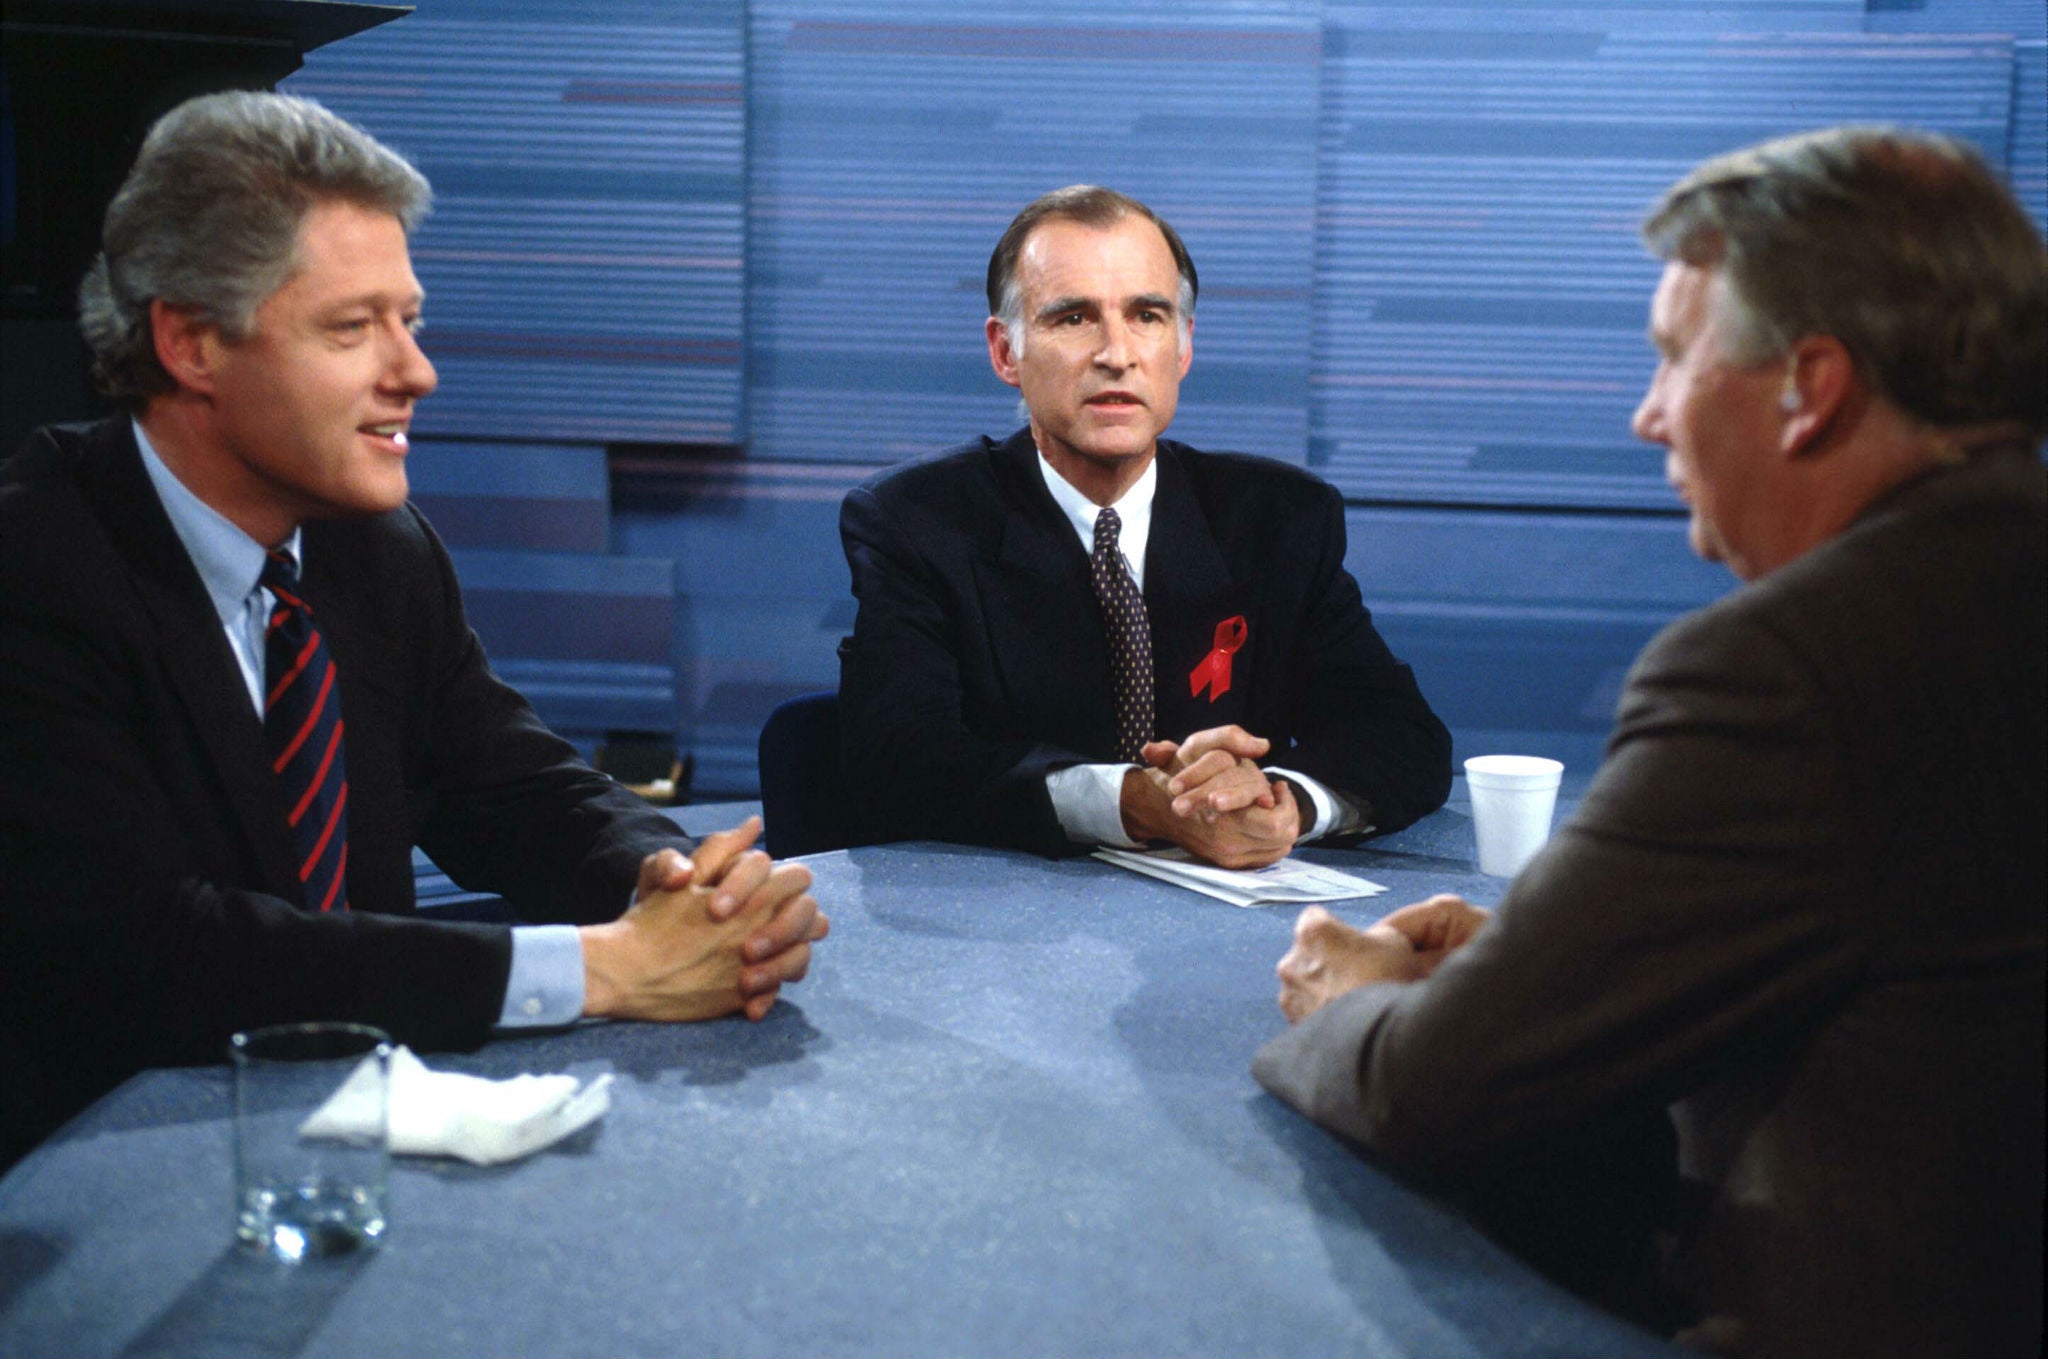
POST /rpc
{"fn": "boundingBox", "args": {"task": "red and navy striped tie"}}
[261,550,349,913]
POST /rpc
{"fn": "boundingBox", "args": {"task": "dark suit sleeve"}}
[1252,603,1865,1166]
[1266,483,1451,834]
[838,483,1079,857]
[372,506,692,919]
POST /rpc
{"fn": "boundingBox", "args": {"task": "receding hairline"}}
[987,184,1199,320]
[1011,214,1186,299]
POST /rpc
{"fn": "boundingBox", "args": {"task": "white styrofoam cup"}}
[1463,755,1564,877]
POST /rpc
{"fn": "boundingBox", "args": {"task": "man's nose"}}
[1630,384,1663,444]
[383,322,438,399]
[1094,317,1133,369]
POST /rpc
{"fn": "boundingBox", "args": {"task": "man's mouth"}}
[1665,458,1690,501]
[1086,391,1142,409]
[363,422,410,450]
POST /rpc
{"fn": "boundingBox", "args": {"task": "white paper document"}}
[1093,847,1388,908]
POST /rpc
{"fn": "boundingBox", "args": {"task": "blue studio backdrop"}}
[286,0,2047,795]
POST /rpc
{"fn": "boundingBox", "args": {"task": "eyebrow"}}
[1032,293,1178,322]
[320,288,427,315]
[1034,295,1092,321]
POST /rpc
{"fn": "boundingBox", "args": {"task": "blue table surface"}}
[1,779,1682,1359]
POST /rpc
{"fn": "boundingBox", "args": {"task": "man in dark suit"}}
[839,186,1451,866]
[0,92,827,1169]
[1254,127,2045,1358]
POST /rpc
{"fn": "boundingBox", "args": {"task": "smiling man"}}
[0,92,827,1169]
[837,186,1451,866]
[1253,128,2045,1357]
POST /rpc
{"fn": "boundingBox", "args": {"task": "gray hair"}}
[988,185,1197,357]
[1643,125,2047,435]
[78,91,431,409]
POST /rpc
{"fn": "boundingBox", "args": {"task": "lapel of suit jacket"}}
[1144,444,1256,740]
[86,419,301,896]
[978,429,1119,755]
[297,520,403,723]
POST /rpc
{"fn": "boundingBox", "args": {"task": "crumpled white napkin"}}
[299,1045,613,1166]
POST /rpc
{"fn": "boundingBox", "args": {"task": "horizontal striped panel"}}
[282,1,745,443]
[448,548,673,597]
[673,595,852,796]
[611,459,875,596]
[1314,14,2018,508]
[489,659,680,738]
[1345,504,1732,768]
[407,442,609,500]
[461,597,671,664]
[1804,0,2040,230]
[1324,2,1864,31]
[408,441,610,551]
[450,548,680,722]
[2009,41,2048,229]
[746,1,1321,467]
[1864,0,2048,36]
[1344,506,1730,612]
[413,495,609,553]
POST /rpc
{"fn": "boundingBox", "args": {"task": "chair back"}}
[757,691,854,858]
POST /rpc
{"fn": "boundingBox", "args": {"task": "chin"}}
[1079,435,1156,463]
[333,479,412,520]
[1689,518,1744,573]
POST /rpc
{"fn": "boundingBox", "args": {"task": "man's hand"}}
[1374,893,1489,966]
[1122,725,1299,868]
[1143,724,1277,817]
[1275,895,1490,1023]
[1121,764,1300,869]
[581,817,830,1022]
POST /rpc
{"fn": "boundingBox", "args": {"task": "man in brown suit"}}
[1252,126,2045,1359]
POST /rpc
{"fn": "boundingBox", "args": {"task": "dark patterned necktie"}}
[261,550,350,913]
[1090,508,1154,761]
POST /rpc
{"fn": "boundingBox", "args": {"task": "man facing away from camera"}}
[1255,126,2045,1358]
[1,92,828,1168]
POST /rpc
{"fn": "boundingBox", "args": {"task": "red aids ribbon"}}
[1188,615,1248,701]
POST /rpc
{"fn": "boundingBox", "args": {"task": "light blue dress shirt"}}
[1031,449,1346,845]
[132,422,583,1027]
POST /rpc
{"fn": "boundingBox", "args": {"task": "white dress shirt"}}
[1033,449,1346,846]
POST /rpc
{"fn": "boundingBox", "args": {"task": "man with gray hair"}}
[0,91,827,1168]
[839,185,1452,866]
[1254,127,2045,1357]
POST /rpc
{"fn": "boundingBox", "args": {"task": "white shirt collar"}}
[1034,449,1158,589]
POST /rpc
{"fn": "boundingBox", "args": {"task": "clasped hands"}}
[1274,894,1490,1023]
[1120,723,1300,869]
[580,816,829,1023]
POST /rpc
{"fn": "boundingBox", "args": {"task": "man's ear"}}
[1779,333,1855,457]
[149,299,222,397]
[1177,315,1194,379]
[985,315,1022,389]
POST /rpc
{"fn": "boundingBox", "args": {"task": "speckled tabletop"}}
[1,783,1681,1358]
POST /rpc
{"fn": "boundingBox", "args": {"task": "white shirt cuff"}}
[1048,762,1143,848]
[497,924,586,1028]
